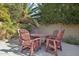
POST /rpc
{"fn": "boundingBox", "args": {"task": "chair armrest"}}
[47,39,60,42]
[30,36,40,39]
[31,38,40,42]
[54,40,60,42]
[47,39,54,42]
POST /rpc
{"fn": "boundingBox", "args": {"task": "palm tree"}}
[17,3,41,27]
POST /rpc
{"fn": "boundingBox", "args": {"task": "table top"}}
[30,33,52,37]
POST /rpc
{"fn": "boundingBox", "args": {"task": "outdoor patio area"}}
[0,3,79,56]
[0,40,79,56]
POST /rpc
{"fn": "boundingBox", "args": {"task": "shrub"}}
[19,23,32,32]
[63,37,79,45]
[38,3,79,24]
[0,5,18,40]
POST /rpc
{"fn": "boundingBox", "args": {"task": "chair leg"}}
[30,43,34,56]
[60,45,62,51]
[20,46,24,53]
[54,49,58,56]
[45,40,49,52]
[37,41,41,51]
[39,40,41,49]
[54,45,58,56]
[53,41,58,56]
[34,40,40,51]
[46,46,48,52]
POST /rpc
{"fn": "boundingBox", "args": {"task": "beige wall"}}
[38,24,79,39]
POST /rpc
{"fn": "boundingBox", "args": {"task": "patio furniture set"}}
[18,29,65,56]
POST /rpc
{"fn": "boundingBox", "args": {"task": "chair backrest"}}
[56,29,65,41]
[18,29,30,41]
[53,30,59,37]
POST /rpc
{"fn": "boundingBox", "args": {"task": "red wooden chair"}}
[18,29,41,55]
[45,29,65,56]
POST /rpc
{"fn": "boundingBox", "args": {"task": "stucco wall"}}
[38,24,79,39]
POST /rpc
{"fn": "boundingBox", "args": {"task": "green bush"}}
[19,23,32,32]
[38,3,79,24]
[0,5,18,40]
[63,37,79,45]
